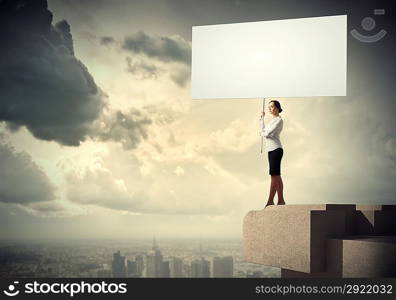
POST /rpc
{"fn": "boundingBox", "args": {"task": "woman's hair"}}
[270,100,283,113]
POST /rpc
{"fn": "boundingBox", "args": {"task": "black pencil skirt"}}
[267,147,283,175]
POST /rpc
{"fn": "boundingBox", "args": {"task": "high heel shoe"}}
[265,202,274,208]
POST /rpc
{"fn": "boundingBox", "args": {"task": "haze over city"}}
[1,0,395,242]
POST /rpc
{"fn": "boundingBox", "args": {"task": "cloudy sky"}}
[0,0,395,239]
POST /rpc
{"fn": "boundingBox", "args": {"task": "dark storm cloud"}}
[0,138,56,205]
[0,0,106,146]
[54,19,74,54]
[122,30,191,65]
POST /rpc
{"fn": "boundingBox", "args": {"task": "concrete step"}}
[243,204,396,277]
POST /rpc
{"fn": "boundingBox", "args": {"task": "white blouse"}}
[260,116,283,152]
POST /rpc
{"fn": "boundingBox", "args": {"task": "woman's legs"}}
[265,175,277,207]
[277,176,285,205]
[265,175,285,207]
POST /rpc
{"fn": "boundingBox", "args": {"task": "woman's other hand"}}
[260,111,265,119]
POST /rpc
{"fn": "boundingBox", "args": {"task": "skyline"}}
[1,0,396,240]
[0,237,279,278]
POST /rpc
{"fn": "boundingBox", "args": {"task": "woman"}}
[260,100,285,208]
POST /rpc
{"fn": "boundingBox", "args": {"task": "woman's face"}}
[268,102,278,115]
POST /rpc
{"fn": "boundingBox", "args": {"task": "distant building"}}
[213,256,234,277]
[161,261,170,277]
[170,257,183,278]
[145,237,163,277]
[135,255,144,277]
[191,257,210,278]
[127,260,138,277]
[183,263,191,277]
[112,251,126,277]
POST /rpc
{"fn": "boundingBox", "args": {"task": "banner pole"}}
[260,98,265,154]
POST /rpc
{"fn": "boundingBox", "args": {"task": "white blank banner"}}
[191,15,347,99]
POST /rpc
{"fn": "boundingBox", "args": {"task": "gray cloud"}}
[27,201,65,213]
[0,138,57,205]
[89,100,187,150]
[63,158,241,216]
[91,108,153,150]
[100,36,116,45]
[122,30,191,65]
[125,56,159,79]
[121,31,191,87]
[0,0,107,146]
[65,167,144,212]
[125,54,190,87]
[17,200,71,218]
[169,65,190,87]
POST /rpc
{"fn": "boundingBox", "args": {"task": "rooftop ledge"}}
[242,204,396,278]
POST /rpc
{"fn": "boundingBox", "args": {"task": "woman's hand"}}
[260,111,265,119]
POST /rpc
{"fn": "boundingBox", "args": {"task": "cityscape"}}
[0,238,280,278]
